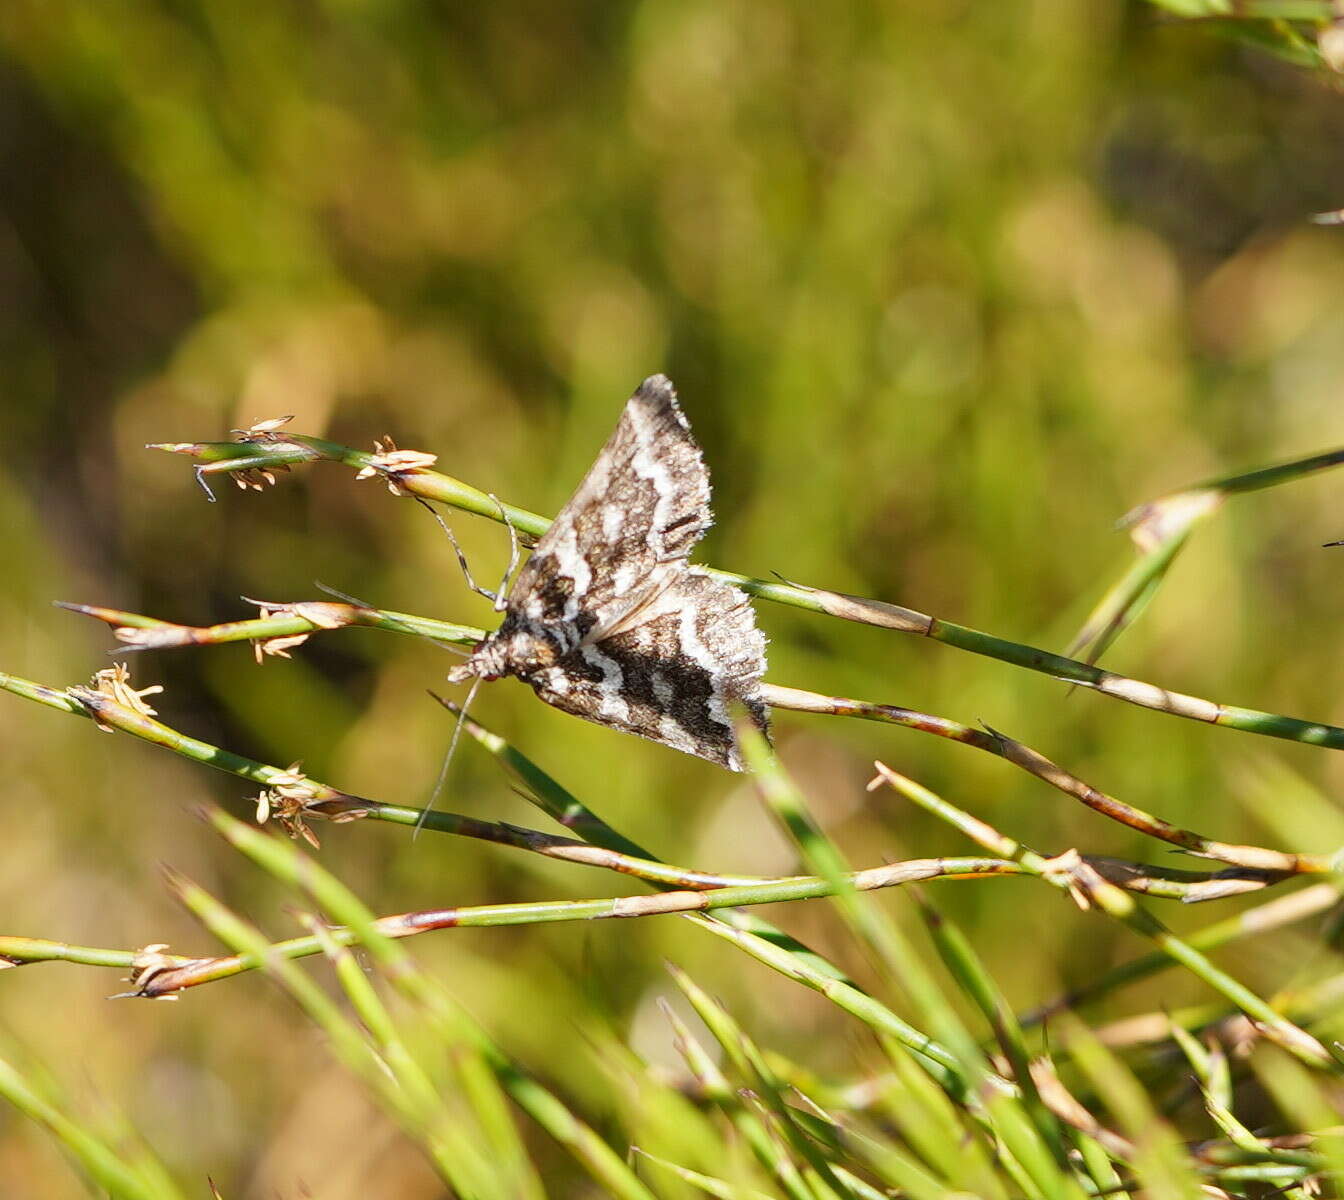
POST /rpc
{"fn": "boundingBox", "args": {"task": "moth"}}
[447,375,768,769]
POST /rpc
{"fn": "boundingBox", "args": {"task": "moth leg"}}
[422,499,507,607]
[432,493,520,609]
[487,493,521,612]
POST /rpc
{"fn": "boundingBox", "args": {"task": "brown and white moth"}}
[447,375,768,770]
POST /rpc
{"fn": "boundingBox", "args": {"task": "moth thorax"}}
[454,627,563,683]
[498,626,566,671]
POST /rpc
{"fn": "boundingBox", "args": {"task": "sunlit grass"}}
[4,0,1344,1194]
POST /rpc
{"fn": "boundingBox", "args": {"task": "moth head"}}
[447,635,521,684]
[447,641,505,683]
[446,660,481,685]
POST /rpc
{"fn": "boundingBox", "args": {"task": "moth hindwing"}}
[448,374,768,770]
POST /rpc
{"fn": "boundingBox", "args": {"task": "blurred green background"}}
[4,1,1344,1195]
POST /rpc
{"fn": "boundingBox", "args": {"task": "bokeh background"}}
[4,1,1344,1195]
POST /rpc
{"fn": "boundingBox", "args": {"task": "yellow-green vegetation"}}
[3,1,1344,1196]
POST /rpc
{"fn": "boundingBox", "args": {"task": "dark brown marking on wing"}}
[528,648,737,768]
[525,553,575,622]
[520,569,767,769]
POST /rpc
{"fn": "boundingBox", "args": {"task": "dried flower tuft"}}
[356,436,439,496]
[1039,848,1094,911]
[246,597,356,629]
[232,415,296,442]
[231,464,292,491]
[253,633,311,664]
[127,943,183,1000]
[223,416,300,490]
[252,764,324,847]
[89,662,164,717]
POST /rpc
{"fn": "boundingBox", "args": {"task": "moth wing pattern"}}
[526,569,768,770]
[452,372,770,771]
[506,375,712,644]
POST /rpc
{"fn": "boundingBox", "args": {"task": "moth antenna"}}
[415,674,482,839]
[309,579,471,658]
[312,579,375,607]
